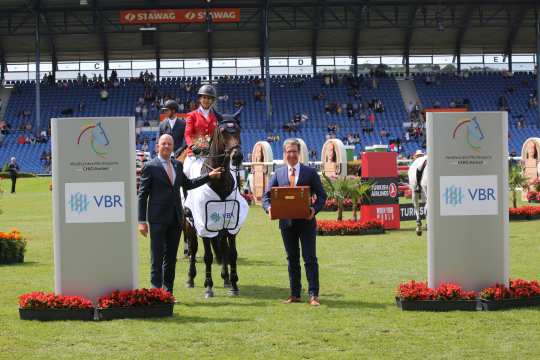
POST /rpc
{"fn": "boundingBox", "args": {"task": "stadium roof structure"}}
[0,0,538,64]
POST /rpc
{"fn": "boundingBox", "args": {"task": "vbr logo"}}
[69,192,90,214]
[444,185,464,206]
[125,13,136,21]
[185,11,196,20]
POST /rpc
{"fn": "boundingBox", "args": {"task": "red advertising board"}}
[120,9,241,24]
[361,152,397,178]
[360,204,400,229]
[361,151,400,229]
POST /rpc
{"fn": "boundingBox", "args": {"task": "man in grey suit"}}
[158,100,186,157]
[138,134,222,295]
[262,138,327,306]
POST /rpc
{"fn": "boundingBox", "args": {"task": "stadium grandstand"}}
[0,0,539,173]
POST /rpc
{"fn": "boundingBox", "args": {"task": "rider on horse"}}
[183,84,222,178]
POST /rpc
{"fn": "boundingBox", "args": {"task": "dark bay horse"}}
[178,113,244,298]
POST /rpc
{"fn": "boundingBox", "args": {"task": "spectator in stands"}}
[61,107,74,116]
[368,111,375,127]
[498,95,508,111]
[300,112,309,123]
[433,100,441,108]
[100,88,109,101]
[0,131,4,148]
[17,134,25,145]
[79,99,86,113]
[379,128,390,138]
[142,105,148,120]
[407,101,414,115]
[254,90,264,102]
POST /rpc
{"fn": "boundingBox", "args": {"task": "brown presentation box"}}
[270,186,311,220]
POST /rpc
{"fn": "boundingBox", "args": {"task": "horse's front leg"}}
[228,234,239,296]
[202,237,214,298]
[220,232,231,288]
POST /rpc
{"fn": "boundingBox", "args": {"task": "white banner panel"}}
[65,182,126,223]
[427,112,508,291]
[439,175,498,216]
[52,117,138,304]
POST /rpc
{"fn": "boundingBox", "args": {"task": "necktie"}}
[166,160,174,185]
[289,167,296,187]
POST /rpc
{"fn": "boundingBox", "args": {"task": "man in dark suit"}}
[8,157,20,194]
[262,138,327,306]
[138,134,222,295]
[158,100,186,157]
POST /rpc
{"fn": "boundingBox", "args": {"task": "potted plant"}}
[508,165,528,208]
[395,280,478,311]
[0,229,26,264]
[19,292,94,321]
[97,288,175,320]
[321,174,372,221]
[480,279,540,310]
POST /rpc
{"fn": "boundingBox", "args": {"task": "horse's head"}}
[217,110,243,167]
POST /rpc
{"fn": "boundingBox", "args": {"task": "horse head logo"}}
[77,122,111,158]
[452,116,485,152]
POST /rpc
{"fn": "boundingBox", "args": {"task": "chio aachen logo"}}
[77,122,110,158]
[452,116,485,152]
[444,184,495,206]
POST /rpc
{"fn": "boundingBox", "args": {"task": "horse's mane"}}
[202,124,236,201]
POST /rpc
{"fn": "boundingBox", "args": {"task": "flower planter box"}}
[319,228,385,236]
[19,308,95,321]
[480,296,540,311]
[395,297,478,311]
[98,304,174,320]
[0,255,24,264]
[509,214,530,221]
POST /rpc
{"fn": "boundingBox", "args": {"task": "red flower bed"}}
[526,191,539,201]
[98,288,175,308]
[316,219,384,235]
[19,292,93,310]
[509,206,540,219]
[397,280,476,301]
[480,279,540,300]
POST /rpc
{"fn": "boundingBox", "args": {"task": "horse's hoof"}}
[228,289,240,296]
[204,290,214,299]
[416,230,422,236]
[185,280,194,288]
[223,281,232,289]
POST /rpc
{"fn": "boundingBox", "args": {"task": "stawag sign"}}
[120,8,241,24]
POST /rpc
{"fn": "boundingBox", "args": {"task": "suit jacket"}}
[158,118,186,154]
[262,163,327,230]
[138,157,209,224]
